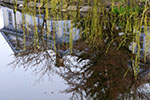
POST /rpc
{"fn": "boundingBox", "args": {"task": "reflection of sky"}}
[0,33,70,100]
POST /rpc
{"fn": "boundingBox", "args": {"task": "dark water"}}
[0,33,71,100]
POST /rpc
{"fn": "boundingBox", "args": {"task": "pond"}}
[1,1,150,100]
[0,33,71,100]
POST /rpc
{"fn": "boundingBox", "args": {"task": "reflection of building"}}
[0,6,80,54]
[134,27,149,56]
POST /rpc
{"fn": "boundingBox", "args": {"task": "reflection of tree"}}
[10,38,150,99]
[6,0,150,99]
[10,41,56,76]
[59,47,150,100]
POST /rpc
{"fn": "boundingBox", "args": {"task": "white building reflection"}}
[0,6,80,54]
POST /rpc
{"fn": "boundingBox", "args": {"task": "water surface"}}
[0,33,70,100]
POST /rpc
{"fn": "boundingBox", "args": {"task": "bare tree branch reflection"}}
[10,42,57,76]
[58,47,150,100]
